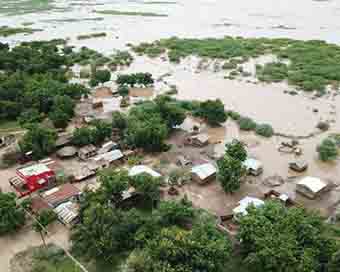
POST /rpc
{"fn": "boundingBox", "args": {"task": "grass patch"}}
[132,36,340,92]
[0,0,64,16]
[77,32,107,40]
[0,120,20,131]
[0,26,42,37]
[95,10,168,17]
[41,17,104,23]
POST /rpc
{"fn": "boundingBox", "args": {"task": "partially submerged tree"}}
[217,154,246,193]
[194,99,227,126]
[317,138,338,162]
[225,139,247,162]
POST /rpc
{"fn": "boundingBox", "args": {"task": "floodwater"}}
[1,1,340,269]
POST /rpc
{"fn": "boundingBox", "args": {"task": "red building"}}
[9,163,56,197]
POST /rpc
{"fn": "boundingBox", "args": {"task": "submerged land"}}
[1,0,340,272]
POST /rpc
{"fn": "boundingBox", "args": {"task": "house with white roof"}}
[233,196,264,219]
[191,163,216,184]
[296,176,328,199]
[128,165,162,178]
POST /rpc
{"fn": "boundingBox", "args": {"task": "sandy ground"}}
[0,221,70,272]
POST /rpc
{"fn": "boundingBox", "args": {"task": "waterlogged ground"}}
[1,1,340,270]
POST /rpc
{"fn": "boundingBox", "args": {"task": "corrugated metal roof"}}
[92,149,123,163]
[243,158,263,171]
[297,176,327,193]
[41,183,80,206]
[18,163,51,177]
[54,201,79,224]
[233,196,264,216]
[191,163,216,180]
[129,165,161,177]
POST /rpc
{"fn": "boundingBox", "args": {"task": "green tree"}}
[317,138,338,162]
[155,95,186,129]
[49,109,70,129]
[33,209,57,233]
[71,204,146,263]
[194,99,227,126]
[125,115,168,152]
[329,250,340,272]
[91,69,111,86]
[72,127,94,147]
[156,200,195,226]
[0,192,25,235]
[112,111,127,131]
[217,154,246,193]
[19,125,57,159]
[98,169,129,205]
[237,201,337,272]
[130,173,162,206]
[127,224,231,272]
[118,84,129,97]
[18,109,43,128]
[92,120,112,144]
[225,139,247,161]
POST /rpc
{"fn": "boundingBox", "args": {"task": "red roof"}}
[30,196,51,214]
[41,183,80,207]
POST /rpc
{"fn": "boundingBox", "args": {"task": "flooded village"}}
[1,0,340,272]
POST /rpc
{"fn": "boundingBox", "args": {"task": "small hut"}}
[57,146,78,159]
[191,163,216,184]
[78,145,97,160]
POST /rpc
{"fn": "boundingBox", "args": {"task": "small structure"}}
[57,146,78,158]
[0,134,15,148]
[10,163,56,197]
[191,163,216,184]
[72,165,96,182]
[78,144,97,160]
[55,133,73,148]
[296,176,328,199]
[289,160,308,173]
[243,158,263,176]
[54,201,79,226]
[263,175,285,187]
[264,190,298,207]
[92,99,103,109]
[41,183,81,207]
[185,133,210,147]
[97,141,118,154]
[92,149,124,169]
[177,155,192,167]
[233,196,264,219]
[129,165,162,178]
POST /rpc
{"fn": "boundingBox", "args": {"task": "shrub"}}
[316,121,330,131]
[238,117,257,131]
[255,124,274,137]
[227,110,241,120]
[317,138,338,162]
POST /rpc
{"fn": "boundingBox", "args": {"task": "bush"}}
[316,121,330,131]
[255,124,274,137]
[317,138,338,162]
[238,117,257,131]
[227,110,241,120]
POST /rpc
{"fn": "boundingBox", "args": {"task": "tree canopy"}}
[0,192,26,235]
[237,201,338,272]
[193,99,227,126]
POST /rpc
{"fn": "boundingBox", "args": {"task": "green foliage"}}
[72,127,94,147]
[329,250,340,272]
[18,109,44,128]
[256,62,288,82]
[98,169,130,205]
[71,204,146,263]
[112,111,128,131]
[217,154,246,193]
[225,139,247,161]
[133,37,340,91]
[130,173,162,203]
[255,123,274,137]
[19,125,57,159]
[0,25,41,37]
[0,192,25,235]
[226,110,241,120]
[238,117,257,131]
[237,201,338,272]
[110,50,134,67]
[156,200,195,226]
[116,73,154,87]
[33,209,57,233]
[317,138,338,162]
[118,84,129,97]
[90,69,111,87]
[127,224,231,272]
[194,99,227,126]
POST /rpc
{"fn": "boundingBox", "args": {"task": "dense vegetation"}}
[317,138,339,162]
[0,192,26,235]
[132,36,340,92]
[217,140,247,193]
[71,169,231,271]
[238,201,338,272]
